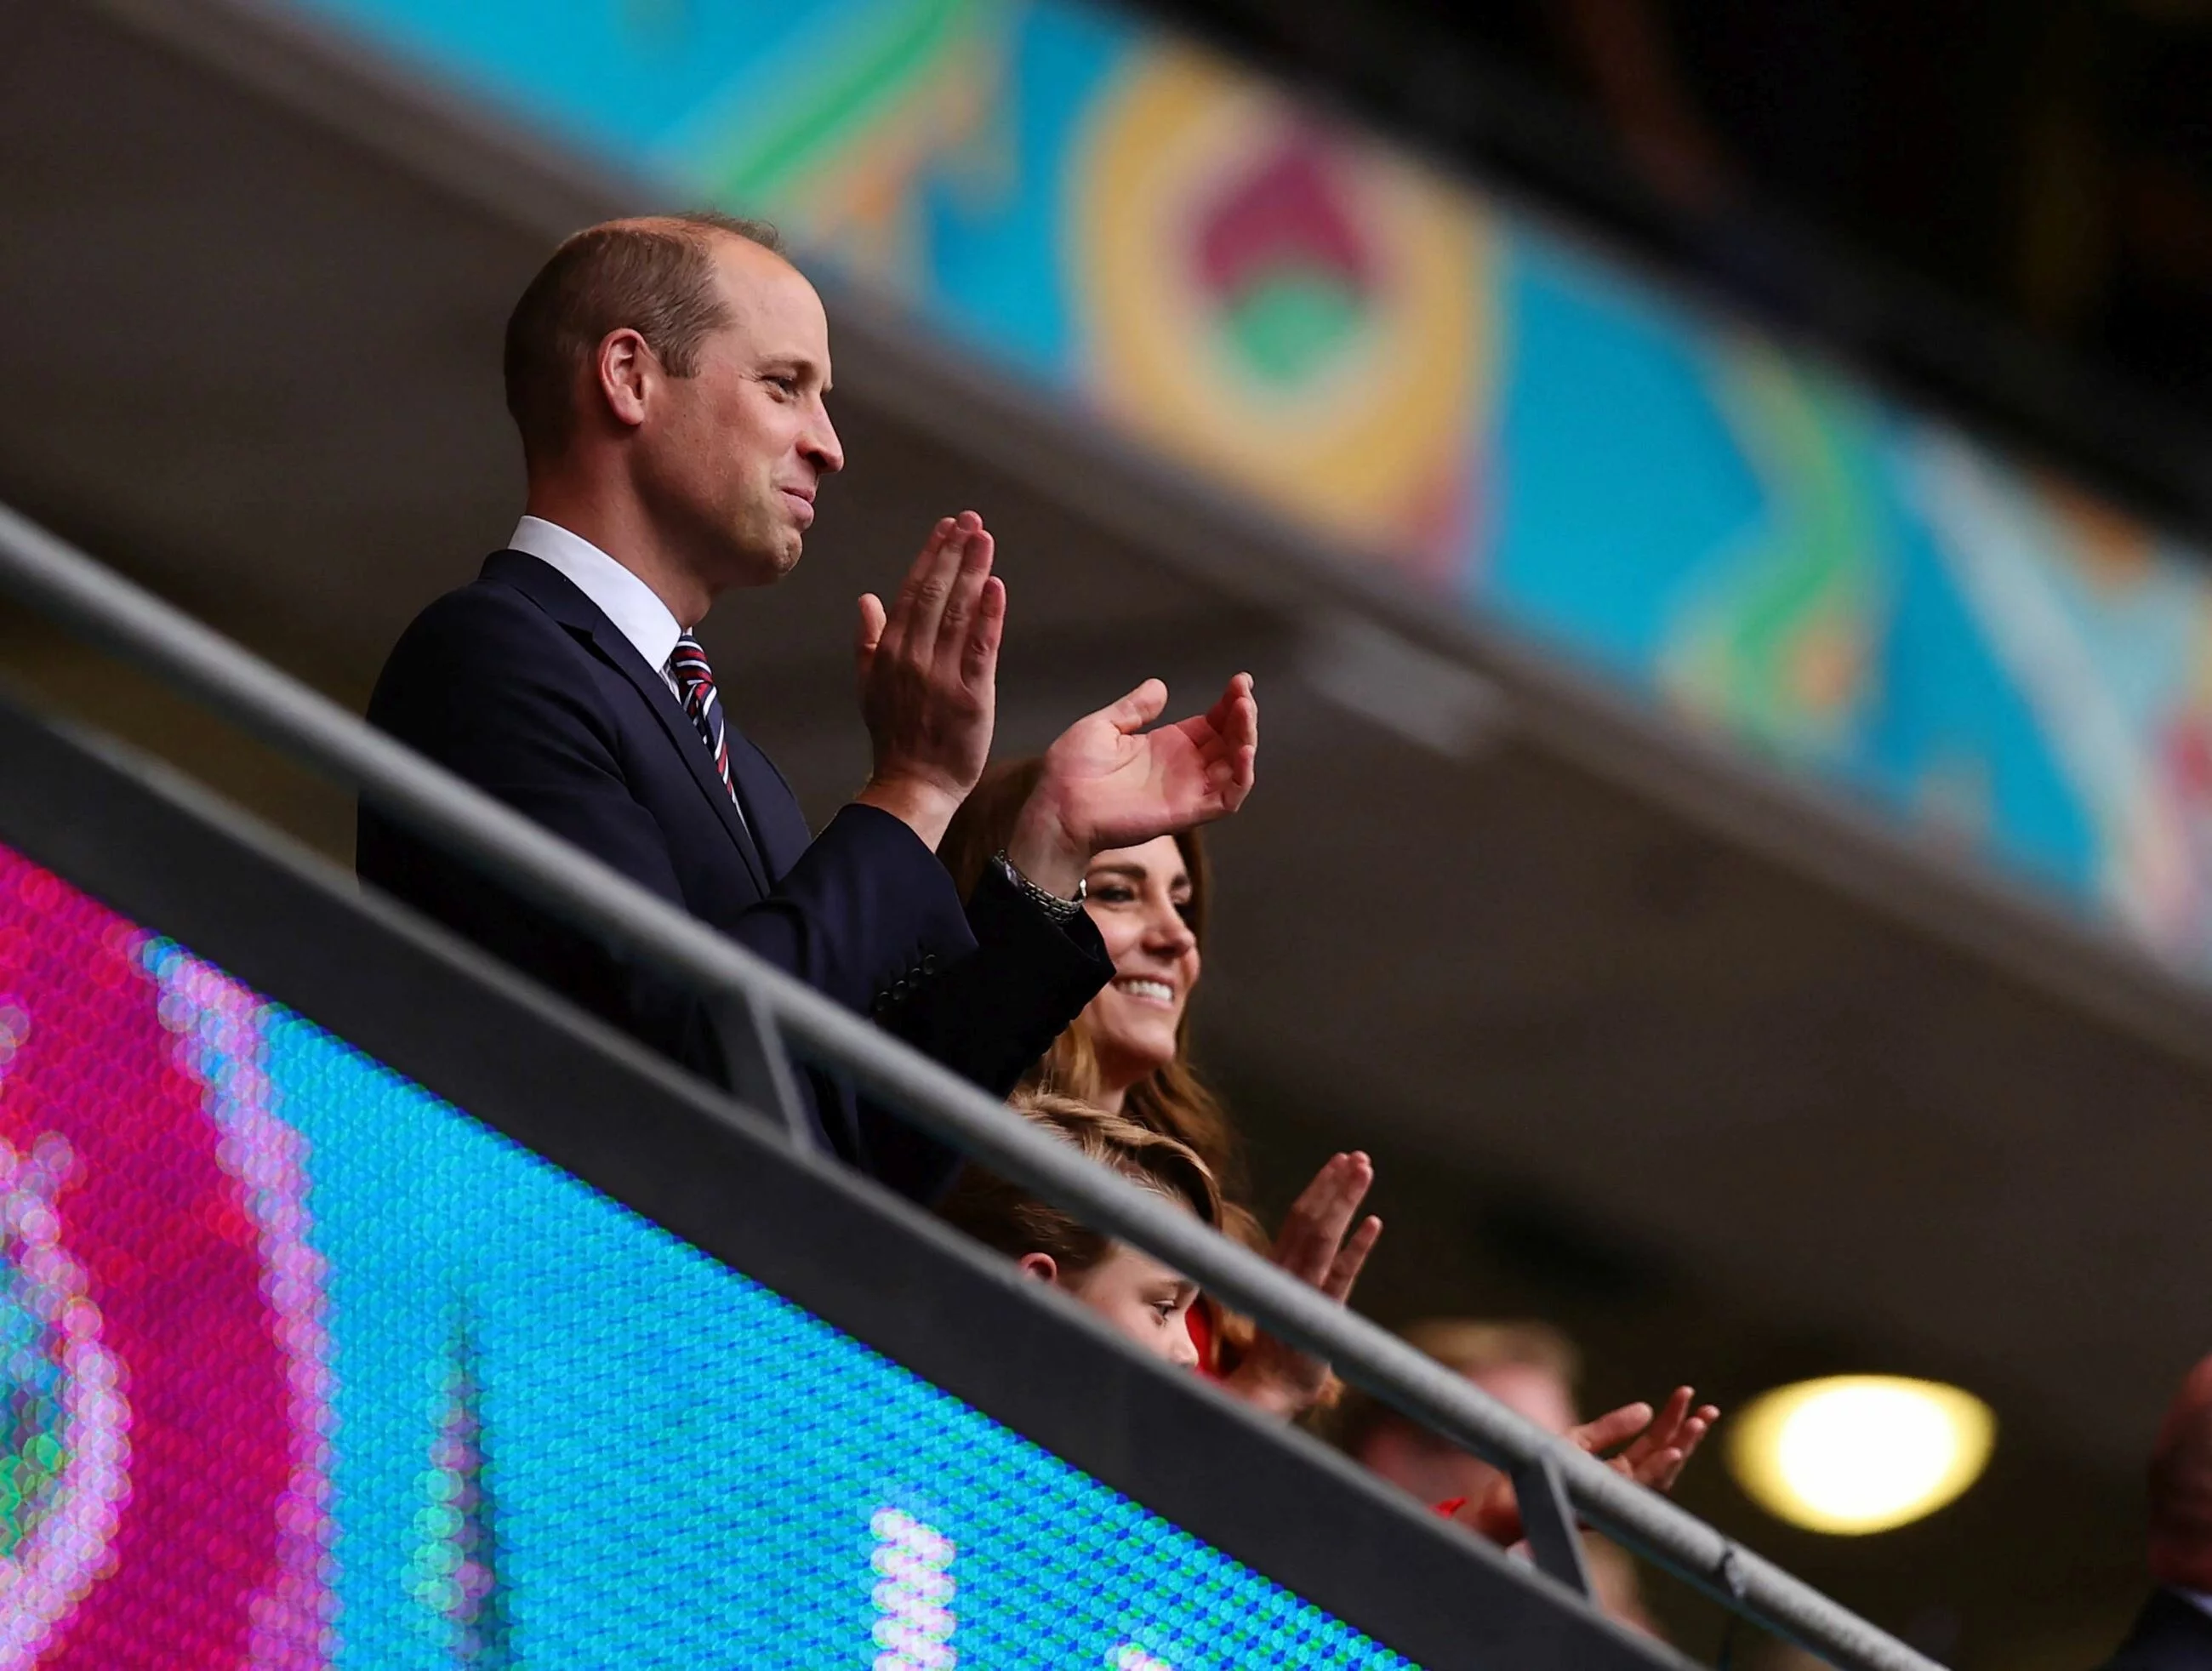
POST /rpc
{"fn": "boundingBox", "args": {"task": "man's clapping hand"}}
[853,512,1004,847]
[1007,674,1260,898]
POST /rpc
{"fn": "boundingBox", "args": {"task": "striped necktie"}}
[668,632,740,809]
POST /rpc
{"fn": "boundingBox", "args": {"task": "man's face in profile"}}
[638,235,845,596]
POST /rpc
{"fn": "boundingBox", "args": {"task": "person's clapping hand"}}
[1221,1152,1382,1421]
[853,512,1005,847]
[1006,675,1258,898]
[1455,1388,1720,1548]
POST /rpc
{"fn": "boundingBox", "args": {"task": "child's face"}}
[1053,1244,1201,1370]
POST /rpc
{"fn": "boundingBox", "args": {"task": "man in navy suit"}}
[2098,1354,2212,1669]
[359,213,1258,1200]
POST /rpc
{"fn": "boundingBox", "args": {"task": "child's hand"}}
[1220,1152,1382,1419]
[1457,1388,1720,1546]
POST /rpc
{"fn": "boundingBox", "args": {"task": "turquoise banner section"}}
[284,0,2212,972]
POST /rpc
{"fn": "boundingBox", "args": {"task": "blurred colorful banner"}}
[289,0,2212,970]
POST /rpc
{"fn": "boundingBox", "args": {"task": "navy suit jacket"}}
[2099,1590,2212,1671]
[356,550,1113,1200]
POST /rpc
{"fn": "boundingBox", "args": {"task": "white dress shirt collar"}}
[2179,1586,2212,1623]
[509,515,684,681]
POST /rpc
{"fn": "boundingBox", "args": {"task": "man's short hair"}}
[503,211,783,458]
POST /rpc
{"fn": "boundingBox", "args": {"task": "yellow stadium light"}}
[1726,1376,1995,1535]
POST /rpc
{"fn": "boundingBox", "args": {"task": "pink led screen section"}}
[0,847,335,1666]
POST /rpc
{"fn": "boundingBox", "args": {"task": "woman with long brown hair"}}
[941,758,1380,1420]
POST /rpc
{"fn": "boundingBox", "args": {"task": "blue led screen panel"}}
[0,835,1423,1668]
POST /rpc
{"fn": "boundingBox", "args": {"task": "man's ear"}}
[1015,1252,1059,1286]
[595,328,653,430]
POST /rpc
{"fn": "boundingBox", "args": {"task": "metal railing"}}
[0,499,1939,1671]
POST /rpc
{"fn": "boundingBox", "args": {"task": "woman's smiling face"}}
[1080,836,1200,1096]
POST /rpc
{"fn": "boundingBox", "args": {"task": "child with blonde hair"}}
[944,1092,1718,1553]
[939,1091,1222,1369]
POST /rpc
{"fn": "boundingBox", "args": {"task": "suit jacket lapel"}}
[487,551,772,894]
[723,726,810,881]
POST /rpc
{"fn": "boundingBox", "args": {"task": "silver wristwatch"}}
[992,849,1086,923]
